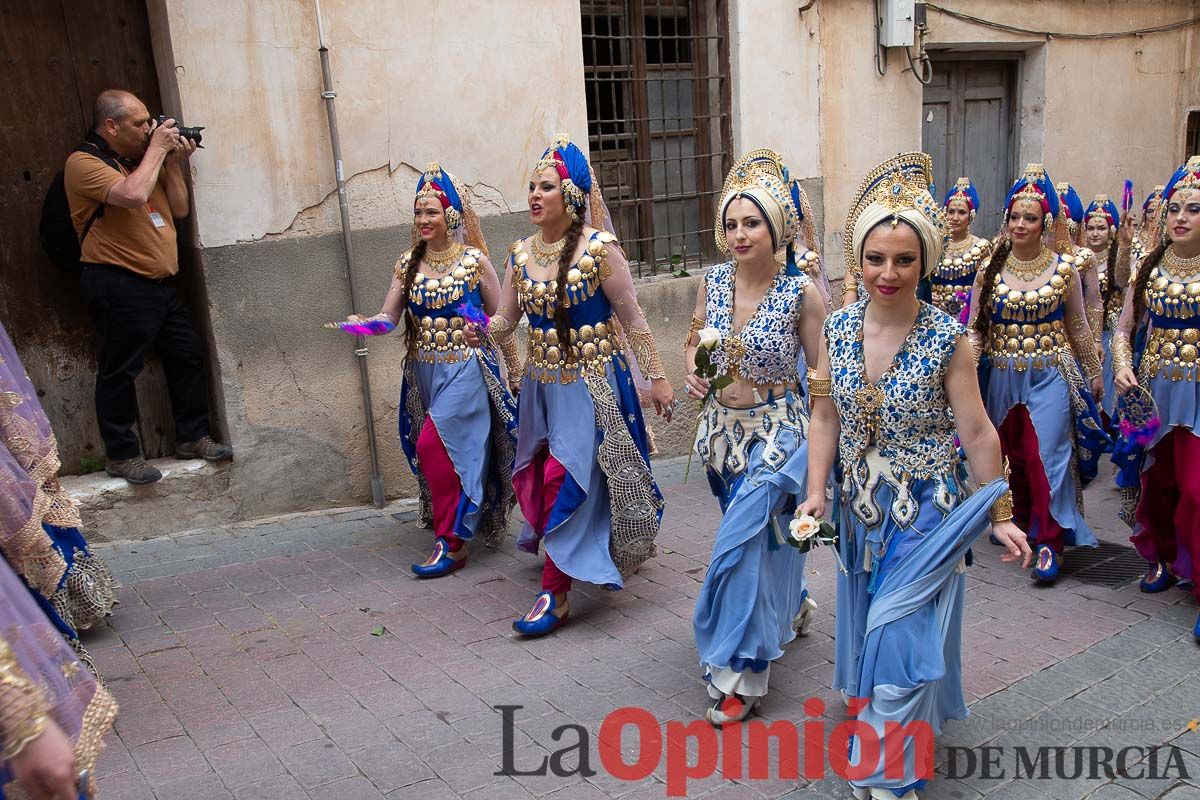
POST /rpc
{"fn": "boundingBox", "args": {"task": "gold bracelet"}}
[1111,333,1134,375]
[988,489,1014,523]
[807,369,832,397]
[627,326,667,381]
[488,317,523,378]
[683,314,704,352]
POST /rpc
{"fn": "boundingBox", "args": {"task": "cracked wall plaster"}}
[163,0,586,248]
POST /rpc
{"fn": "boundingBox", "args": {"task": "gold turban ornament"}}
[844,152,945,280]
[714,148,801,258]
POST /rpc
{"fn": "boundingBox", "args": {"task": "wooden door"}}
[922,59,1017,235]
[0,0,177,473]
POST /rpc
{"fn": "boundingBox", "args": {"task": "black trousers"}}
[80,265,211,459]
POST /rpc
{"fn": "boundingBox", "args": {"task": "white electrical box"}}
[880,0,916,47]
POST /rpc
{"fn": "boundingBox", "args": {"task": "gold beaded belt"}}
[987,320,1068,371]
[526,319,620,384]
[1144,326,1200,381]
[414,316,472,364]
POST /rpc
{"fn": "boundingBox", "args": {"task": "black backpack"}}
[39,140,122,272]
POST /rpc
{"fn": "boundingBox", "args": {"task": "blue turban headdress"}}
[943,177,980,213]
[1055,182,1085,228]
[1004,164,1060,227]
[414,162,488,254]
[532,134,603,226]
[1085,195,1120,229]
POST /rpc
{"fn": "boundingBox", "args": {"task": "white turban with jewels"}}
[845,152,945,280]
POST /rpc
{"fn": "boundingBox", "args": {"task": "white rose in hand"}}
[696,327,721,350]
[788,514,822,544]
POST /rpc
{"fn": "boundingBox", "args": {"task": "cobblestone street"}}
[87,457,1200,800]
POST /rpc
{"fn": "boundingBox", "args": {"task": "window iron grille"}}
[582,0,733,278]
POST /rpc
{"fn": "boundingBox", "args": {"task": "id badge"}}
[149,211,167,229]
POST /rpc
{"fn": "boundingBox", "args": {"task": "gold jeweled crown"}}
[843,151,942,277]
[1175,156,1200,194]
[1010,164,1048,209]
[714,148,800,256]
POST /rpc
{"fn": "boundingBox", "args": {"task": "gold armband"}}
[1111,332,1134,375]
[1068,315,1102,381]
[488,317,523,378]
[1115,244,1133,287]
[1086,307,1104,346]
[807,369,832,398]
[684,314,704,352]
[988,489,1014,523]
[0,637,49,761]
[627,326,666,381]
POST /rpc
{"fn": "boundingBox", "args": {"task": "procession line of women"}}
[338,135,1200,799]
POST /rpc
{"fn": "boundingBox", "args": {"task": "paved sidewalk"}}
[87,457,1200,800]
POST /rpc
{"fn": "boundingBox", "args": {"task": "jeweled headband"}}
[1005,163,1059,226]
[1085,194,1119,229]
[1164,156,1200,204]
[943,177,979,214]
[531,133,598,221]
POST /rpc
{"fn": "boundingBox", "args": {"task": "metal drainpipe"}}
[314,0,385,508]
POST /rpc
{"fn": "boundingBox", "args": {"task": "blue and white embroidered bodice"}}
[704,262,810,386]
[826,301,967,527]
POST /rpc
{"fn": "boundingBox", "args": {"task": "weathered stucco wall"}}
[728,0,823,178]
[152,0,588,247]
[815,0,1200,277]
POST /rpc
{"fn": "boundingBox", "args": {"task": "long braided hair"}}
[972,235,1013,347]
[400,239,428,351]
[1100,236,1120,326]
[552,217,584,351]
[1130,240,1170,328]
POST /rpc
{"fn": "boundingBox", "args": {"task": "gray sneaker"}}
[176,436,233,462]
[105,456,163,485]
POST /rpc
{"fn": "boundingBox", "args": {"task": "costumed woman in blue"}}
[1112,157,1200,641]
[966,164,1108,585]
[340,163,518,578]
[929,177,993,321]
[0,322,116,678]
[799,153,1031,800]
[683,149,827,725]
[477,135,673,637]
[1131,185,1166,267]
[1082,194,1129,422]
[1056,181,1103,354]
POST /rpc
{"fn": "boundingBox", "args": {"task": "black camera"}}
[154,115,205,147]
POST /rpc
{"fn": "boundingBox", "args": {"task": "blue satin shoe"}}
[411,537,466,579]
[1138,561,1177,594]
[1032,545,1060,584]
[1193,611,1200,644]
[512,591,568,637]
[988,533,1002,546]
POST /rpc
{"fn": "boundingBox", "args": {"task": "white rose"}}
[696,327,721,350]
[788,514,821,543]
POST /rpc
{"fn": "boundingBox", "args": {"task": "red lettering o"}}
[598,707,662,781]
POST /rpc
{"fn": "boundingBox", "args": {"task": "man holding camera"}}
[64,89,231,484]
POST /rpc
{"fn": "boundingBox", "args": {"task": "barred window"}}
[582,0,733,277]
